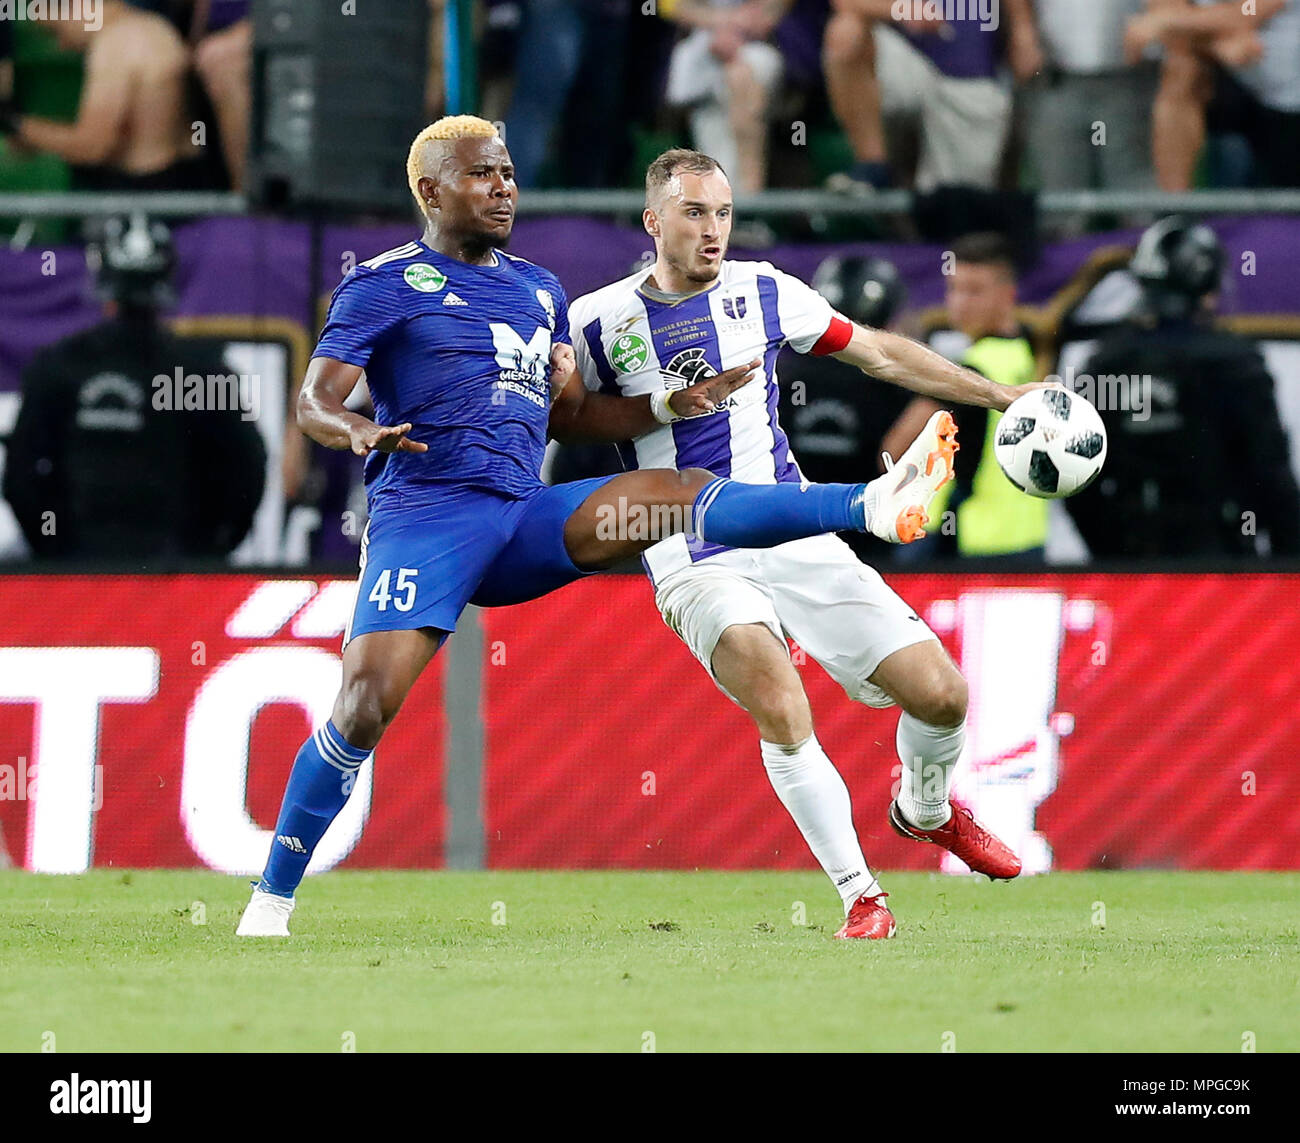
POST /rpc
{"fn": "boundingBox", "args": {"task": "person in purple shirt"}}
[823,0,1043,191]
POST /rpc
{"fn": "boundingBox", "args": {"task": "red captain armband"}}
[810,314,854,356]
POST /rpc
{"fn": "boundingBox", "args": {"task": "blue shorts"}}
[344,477,617,644]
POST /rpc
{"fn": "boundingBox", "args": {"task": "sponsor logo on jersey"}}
[442,291,468,307]
[610,332,649,373]
[403,263,447,293]
[490,323,551,407]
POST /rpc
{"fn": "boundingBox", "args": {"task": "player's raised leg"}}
[236,627,442,936]
[560,467,864,566]
[559,450,953,571]
[709,623,895,939]
[870,641,1022,880]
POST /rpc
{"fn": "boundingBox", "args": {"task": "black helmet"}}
[86,213,176,310]
[811,255,905,329]
[1130,216,1222,319]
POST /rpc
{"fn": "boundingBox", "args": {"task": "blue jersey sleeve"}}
[313,269,407,368]
[543,271,572,347]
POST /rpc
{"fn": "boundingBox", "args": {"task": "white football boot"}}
[865,409,959,543]
[236,884,295,937]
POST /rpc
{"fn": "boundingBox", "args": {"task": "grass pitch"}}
[1,870,1295,1052]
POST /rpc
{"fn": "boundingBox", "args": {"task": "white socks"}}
[896,712,966,829]
[760,735,881,912]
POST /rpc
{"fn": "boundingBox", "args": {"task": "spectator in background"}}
[3,215,265,561]
[1128,0,1299,188]
[1024,0,1155,193]
[1070,217,1300,557]
[502,0,632,188]
[778,253,911,562]
[883,233,1045,561]
[190,0,252,191]
[660,1,793,198]
[0,1,212,191]
[823,0,1042,192]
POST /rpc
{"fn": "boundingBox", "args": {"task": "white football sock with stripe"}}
[760,735,881,913]
[896,712,967,829]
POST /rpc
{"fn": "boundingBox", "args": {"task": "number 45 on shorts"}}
[369,568,419,611]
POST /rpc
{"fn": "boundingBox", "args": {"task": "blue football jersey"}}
[313,239,569,501]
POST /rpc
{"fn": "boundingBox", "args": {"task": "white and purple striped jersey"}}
[570,260,850,579]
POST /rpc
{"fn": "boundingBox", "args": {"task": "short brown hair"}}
[645,149,727,208]
[951,232,1018,279]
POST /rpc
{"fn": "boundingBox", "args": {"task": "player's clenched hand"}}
[549,342,578,400]
[349,421,429,456]
[669,358,761,418]
[550,342,576,381]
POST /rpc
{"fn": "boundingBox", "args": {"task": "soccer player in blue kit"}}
[237,116,957,936]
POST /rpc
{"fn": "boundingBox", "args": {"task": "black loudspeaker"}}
[248,0,431,215]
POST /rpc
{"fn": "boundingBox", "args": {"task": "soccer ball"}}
[993,387,1107,499]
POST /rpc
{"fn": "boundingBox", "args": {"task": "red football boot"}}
[833,891,897,939]
[889,800,1022,880]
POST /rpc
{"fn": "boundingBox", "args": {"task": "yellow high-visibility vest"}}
[954,335,1048,555]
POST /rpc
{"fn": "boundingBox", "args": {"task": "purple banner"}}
[2,214,1299,394]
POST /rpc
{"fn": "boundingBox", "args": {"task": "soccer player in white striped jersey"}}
[553,150,1045,938]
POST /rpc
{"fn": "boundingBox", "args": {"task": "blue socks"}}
[692,478,866,548]
[259,720,370,898]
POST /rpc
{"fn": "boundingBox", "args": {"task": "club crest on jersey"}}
[610,332,649,373]
[661,348,740,414]
[662,347,716,387]
[722,295,748,321]
[536,289,556,330]
[404,263,447,293]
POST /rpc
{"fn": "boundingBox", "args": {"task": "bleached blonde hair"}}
[407,115,501,214]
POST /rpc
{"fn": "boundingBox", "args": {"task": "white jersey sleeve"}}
[760,262,840,354]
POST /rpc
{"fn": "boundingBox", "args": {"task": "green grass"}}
[1,871,1295,1052]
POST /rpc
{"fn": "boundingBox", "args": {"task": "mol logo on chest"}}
[489,322,551,409]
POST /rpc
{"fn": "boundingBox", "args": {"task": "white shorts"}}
[651,533,938,709]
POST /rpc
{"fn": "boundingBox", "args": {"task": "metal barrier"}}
[2,188,1299,221]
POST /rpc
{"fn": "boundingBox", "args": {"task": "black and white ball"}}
[993,387,1107,499]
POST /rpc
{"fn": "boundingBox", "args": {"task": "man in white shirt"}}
[552,148,1046,939]
[1024,0,1156,192]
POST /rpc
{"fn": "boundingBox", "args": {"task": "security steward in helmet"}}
[4,213,266,560]
[1068,216,1300,558]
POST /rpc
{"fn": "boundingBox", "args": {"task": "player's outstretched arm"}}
[832,323,1050,411]
[297,356,429,456]
[547,344,760,443]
